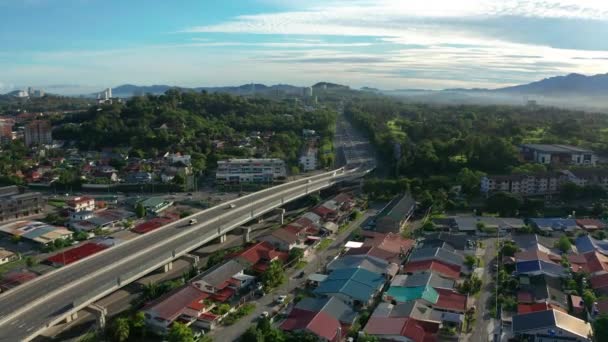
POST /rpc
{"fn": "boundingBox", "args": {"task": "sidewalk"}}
[208,211,371,342]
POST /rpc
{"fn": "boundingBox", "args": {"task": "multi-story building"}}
[0,118,14,143]
[520,144,597,166]
[66,196,95,213]
[562,169,608,189]
[480,172,566,196]
[215,158,287,184]
[0,186,45,222]
[24,120,52,146]
[299,148,318,172]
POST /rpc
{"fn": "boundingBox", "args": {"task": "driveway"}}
[208,210,372,342]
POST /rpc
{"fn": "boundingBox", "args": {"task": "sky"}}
[1,0,608,94]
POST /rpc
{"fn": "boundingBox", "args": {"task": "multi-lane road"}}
[0,168,366,342]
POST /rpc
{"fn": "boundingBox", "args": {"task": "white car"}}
[260,311,269,319]
[227,203,236,209]
[276,295,288,304]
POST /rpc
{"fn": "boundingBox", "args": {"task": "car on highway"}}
[227,203,236,209]
[188,219,197,225]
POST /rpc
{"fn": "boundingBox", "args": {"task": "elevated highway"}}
[0,167,368,342]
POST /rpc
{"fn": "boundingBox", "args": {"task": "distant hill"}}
[106,83,310,98]
[491,73,608,96]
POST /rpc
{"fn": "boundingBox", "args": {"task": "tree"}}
[131,311,146,337]
[262,260,286,290]
[501,241,519,257]
[25,256,37,268]
[456,168,485,195]
[135,203,146,218]
[485,192,521,217]
[464,255,478,268]
[555,236,572,253]
[582,289,597,311]
[560,182,581,202]
[422,220,436,232]
[167,322,194,342]
[288,247,305,263]
[111,317,130,342]
[593,314,608,342]
[357,334,380,342]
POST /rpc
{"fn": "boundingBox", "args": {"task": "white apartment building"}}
[481,172,566,196]
[216,158,287,184]
[299,148,318,172]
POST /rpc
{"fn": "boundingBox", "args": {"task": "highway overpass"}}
[0,167,367,342]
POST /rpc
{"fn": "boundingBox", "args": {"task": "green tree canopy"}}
[167,322,194,342]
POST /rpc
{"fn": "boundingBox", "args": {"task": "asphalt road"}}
[467,238,498,342]
[0,169,362,342]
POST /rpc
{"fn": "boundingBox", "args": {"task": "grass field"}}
[387,119,407,139]
[315,238,334,251]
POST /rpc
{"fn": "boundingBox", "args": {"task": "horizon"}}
[1,0,608,94]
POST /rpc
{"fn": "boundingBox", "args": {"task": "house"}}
[125,172,153,184]
[259,228,301,251]
[314,268,386,308]
[0,220,73,246]
[512,234,555,253]
[374,194,416,233]
[345,232,414,264]
[453,216,525,233]
[403,260,461,280]
[46,242,108,266]
[529,218,579,233]
[66,196,95,213]
[590,273,608,295]
[390,272,455,291]
[514,249,562,265]
[143,284,210,334]
[191,260,252,302]
[583,251,608,276]
[384,285,439,305]
[280,297,358,341]
[327,255,399,279]
[139,197,173,216]
[433,288,468,313]
[231,241,289,273]
[520,144,597,166]
[408,247,464,268]
[517,275,568,310]
[280,309,341,341]
[575,235,608,255]
[515,260,566,278]
[576,219,607,231]
[517,302,564,315]
[364,302,440,342]
[0,249,18,265]
[422,233,475,251]
[570,295,585,315]
[512,309,592,342]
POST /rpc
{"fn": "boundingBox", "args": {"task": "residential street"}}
[208,210,373,342]
[464,237,499,342]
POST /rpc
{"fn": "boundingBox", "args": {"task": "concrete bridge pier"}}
[84,304,107,329]
[274,208,285,225]
[162,261,173,273]
[241,226,252,243]
[182,253,200,267]
[64,312,78,324]
[219,234,227,243]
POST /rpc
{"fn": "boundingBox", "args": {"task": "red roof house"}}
[143,284,210,333]
[576,219,607,231]
[231,241,288,273]
[364,316,438,342]
[584,251,608,275]
[404,260,461,280]
[591,273,608,295]
[434,288,468,313]
[280,308,341,341]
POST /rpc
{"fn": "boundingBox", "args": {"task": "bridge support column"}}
[219,234,227,243]
[182,253,200,267]
[64,312,78,323]
[163,261,173,273]
[242,227,252,243]
[85,304,107,329]
[274,208,285,225]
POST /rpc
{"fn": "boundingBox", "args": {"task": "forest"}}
[346,96,608,212]
[52,89,337,173]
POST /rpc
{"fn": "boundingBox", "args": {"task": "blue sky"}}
[1,0,608,94]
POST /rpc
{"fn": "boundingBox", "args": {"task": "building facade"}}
[24,120,52,146]
[0,186,45,222]
[520,144,597,166]
[216,158,287,183]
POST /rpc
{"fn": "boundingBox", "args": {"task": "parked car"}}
[276,295,288,304]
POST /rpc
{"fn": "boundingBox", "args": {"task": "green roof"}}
[385,285,438,304]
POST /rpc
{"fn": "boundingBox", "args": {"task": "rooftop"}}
[512,309,592,340]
